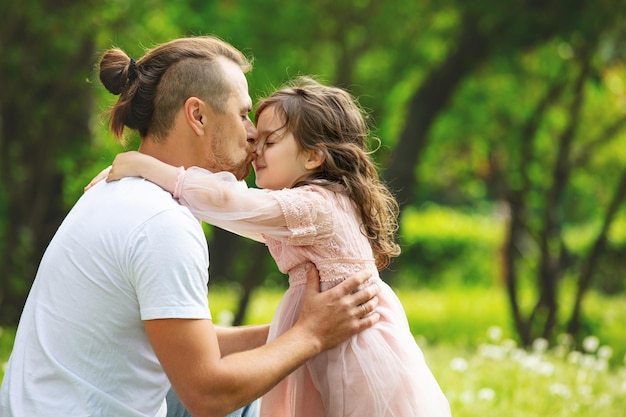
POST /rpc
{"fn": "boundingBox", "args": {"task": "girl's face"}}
[253,106,314,190]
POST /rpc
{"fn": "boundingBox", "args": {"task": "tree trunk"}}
[0,4,95,325]
[385,18,489,209]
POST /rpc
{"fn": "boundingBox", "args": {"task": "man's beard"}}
[231,158,253,181]
[207,145,253,181]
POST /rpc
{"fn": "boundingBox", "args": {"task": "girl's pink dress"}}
[177,167,451,417]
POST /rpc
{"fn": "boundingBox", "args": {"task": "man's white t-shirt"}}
[0,178,211,416]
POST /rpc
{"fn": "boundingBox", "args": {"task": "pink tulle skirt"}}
[259,277,451,417]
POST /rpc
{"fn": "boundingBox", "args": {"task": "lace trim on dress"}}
[288,260,378,287]
[271,187,333,246]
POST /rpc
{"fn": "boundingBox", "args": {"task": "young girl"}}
[104,77,451,417]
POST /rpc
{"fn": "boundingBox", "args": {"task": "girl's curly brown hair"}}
[255,77,401,270]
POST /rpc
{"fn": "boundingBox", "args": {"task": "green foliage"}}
[432,332,626,416]
[394,204,504,287]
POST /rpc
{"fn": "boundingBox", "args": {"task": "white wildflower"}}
[537,361,555,376]
[487,326,502,342]
[597,345,613,360]
[557,333,573,347]
[478,343,506,360]
[477,388,496,402]
[532,338,549,353]
[580,354,596,369]
[567,351,582,365]
[578,385,592,397]
[501,338,517,352]
[595,393,611,408]
[549,383,571,398]
[582,335,600,353]
[510,348,527,363]
[459,390,475,404]
[593,359,608,373]
[217,310,235,326]
[553,345,569,359]
[450,357,469,372]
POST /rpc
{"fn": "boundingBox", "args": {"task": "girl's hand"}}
[85,151,178,194]
[83,151,144,192]
[107,151,146,181]
[84,166,112,192]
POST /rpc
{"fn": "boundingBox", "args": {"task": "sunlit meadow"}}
[1,286,625,416]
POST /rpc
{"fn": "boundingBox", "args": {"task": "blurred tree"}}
[0,1,98,324]
[0,0,176,325]
[498,42,626,345]
[386,0,619,209]
[414,6,626,345]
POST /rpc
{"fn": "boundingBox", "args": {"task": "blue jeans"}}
[166,387,260,417]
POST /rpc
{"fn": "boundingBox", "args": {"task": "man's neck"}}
[139,136,188,168]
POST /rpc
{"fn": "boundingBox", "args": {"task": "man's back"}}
[0,178,211,416]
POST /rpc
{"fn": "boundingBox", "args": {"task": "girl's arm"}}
[106,151,333,244]
[107,151,180,194]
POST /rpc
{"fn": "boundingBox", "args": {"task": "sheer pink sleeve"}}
[177,167,333,244]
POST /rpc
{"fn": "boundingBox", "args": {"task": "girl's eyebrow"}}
[258,126,286,140]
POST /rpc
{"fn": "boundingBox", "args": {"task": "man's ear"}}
[184,97,206,136]
[304,148,325,170]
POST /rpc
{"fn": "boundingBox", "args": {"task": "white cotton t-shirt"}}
[0,177,211,417]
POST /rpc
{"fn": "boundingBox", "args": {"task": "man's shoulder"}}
[77,178,197,228]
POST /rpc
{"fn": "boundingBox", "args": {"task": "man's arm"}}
[145,267,378,417]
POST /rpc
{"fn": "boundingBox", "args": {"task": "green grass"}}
[2,286,625,416]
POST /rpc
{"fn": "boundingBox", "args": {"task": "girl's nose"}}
[255,141,265,157]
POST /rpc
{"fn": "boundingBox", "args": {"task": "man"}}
[0,36,379,417]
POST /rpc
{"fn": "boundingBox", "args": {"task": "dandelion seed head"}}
[593,359,608,373]
[478,343,507,360]
[549,383,571,398]
[568,351,582,365]
[501,339,517,352]
[532,338,549,353]
[217,310,235,326]
[487,326,502,342]
[582,335,600,353]
[581,354,596,369]
[553,345,569,359]
[595,393,611,408]
[477,387,496,402]
[538,361,555,376]
[459,390,475,404]
[520,354,541,370]
[450,357,469,372]
[598,345,613,360]
[557,333,573,347]
[578,385,592,397]
[510,348,526,363]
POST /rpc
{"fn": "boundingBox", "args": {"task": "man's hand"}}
[297,264,379,352]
